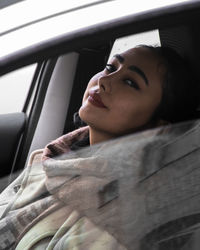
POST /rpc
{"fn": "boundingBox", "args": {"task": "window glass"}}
[109,29,160,59]
[0,64,36,114]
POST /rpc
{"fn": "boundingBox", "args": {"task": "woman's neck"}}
[89,127,114,145]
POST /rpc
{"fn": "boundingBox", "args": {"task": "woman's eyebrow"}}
[113,54,124,63]
[128,65,149,86]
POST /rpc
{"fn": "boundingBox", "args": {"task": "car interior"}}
[1,1,200,247]
[0,3,199,174]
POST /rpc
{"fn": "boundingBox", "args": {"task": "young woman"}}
[42,45,199,160]
[0,45,199,250]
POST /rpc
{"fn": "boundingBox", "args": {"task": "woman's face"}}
[79,47,164,137]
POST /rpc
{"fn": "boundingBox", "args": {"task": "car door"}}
[0,60,57,177]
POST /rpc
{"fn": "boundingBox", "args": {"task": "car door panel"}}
[0,112,26,176]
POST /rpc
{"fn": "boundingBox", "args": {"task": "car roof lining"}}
[1,1,200,77]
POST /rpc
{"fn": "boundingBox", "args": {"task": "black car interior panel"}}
[0,112,26,176]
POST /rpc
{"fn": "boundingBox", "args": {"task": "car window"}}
[109,29,160,59]
[0,63,36,114]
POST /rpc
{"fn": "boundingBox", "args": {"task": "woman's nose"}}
[98,75,112,93]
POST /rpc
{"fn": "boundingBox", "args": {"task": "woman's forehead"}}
[121,47,156,60]
[115,48,159,74]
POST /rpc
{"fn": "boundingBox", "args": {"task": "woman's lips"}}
[88,92,107,108]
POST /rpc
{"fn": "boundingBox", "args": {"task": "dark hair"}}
[139,45,200,123]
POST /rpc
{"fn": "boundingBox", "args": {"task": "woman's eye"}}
[105,64,116,73]
[124,79,140,90]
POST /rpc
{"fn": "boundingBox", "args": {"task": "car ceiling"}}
[0,0,24,10]
[1,0,200,77]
